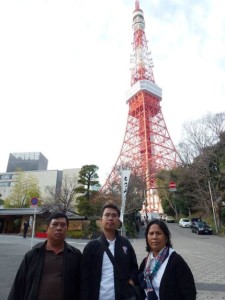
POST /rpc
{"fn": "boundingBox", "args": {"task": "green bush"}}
[86,220,101,239]
[67,230,85,239]
[124,221,136,238]
[36,227,46,233]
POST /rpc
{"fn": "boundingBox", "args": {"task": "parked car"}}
[191,221,212,235]
[165,215,175,223]
[191,217,201,223]
[160,214,167,221]
[179,218,191,228]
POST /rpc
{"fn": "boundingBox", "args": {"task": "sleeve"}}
[7,254,29,300]
[126,240,139,284]
[65,247,83,300]
[80,243,94,300]
[138,257,148,298]
[173,254,197,300]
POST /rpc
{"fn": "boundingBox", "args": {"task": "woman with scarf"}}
[138,219,196,300]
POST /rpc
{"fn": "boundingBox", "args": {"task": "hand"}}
[128,279,134,285]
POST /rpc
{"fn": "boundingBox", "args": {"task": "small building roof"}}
[0,208,42,216]
[0,208,86,220]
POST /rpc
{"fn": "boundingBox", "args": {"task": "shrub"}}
[67,230,85,239]
[36,227,47,233]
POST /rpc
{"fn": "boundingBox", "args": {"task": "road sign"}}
[31,197,38,206]
[169,182,177,191]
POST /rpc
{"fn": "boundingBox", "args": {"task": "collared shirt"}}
[37,250,64,300]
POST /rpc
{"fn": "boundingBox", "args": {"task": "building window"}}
[0,182,10,187]
[0,174,12,180]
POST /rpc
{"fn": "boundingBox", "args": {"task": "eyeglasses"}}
[103,213,119,219]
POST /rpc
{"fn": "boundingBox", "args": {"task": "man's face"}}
[47,217,68,242]
[101,207,120,231]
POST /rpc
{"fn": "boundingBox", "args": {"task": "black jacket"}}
[8,241,82,300]
[80,233,139,300]
[138,251,197,300]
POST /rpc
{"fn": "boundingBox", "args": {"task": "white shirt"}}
[99,239,116,300]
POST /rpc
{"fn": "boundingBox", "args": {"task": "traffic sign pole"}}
[31,207,37,249]
[30,197,38,249]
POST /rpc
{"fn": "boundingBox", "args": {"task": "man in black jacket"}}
[8,212,82,300]
[23,219,29,238]
[81,203,139,300]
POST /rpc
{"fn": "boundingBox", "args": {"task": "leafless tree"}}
[177,112,225,222]
[43,174,79,213]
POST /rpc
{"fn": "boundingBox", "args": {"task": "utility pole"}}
[208,180,218,234]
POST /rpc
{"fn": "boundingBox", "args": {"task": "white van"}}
[140,211,160,223]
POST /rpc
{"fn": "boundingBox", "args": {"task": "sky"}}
[0,0,225,185]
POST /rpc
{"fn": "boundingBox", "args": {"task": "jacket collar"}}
[32,240,76,253]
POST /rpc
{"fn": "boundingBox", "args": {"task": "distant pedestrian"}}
[135,221,140,233]
[23,219,29,238]
[143,216,148,229]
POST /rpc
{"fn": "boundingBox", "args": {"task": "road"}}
[0,223,225,300]
[167,223,225,300]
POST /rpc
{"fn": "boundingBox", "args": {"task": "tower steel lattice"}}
[101,0,180,212]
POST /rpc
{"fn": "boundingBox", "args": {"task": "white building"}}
[0,168,81,202]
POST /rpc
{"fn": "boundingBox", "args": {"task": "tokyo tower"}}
[101,0,180,212]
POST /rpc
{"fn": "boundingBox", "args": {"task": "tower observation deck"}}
[101,1,180,213]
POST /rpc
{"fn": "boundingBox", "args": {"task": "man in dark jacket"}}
[8,212,82,300]
[81,203,139,300]
[23,219,29,238]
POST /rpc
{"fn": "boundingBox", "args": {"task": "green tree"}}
[75,165,100,216]
[4,171,41,208]
[156,169,179,218]
[97,170,145,236]
[0,193,4,206]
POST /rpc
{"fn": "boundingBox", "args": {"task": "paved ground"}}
[167,224,225,300]
[1,225,225,300]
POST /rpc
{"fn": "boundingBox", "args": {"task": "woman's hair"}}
[145,219,173,252]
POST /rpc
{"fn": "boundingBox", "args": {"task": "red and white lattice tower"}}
[101,0,180,213]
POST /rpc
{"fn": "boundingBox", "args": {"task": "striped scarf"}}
[144,246,169,300]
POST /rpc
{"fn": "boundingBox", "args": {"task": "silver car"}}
[179,218,191,228]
